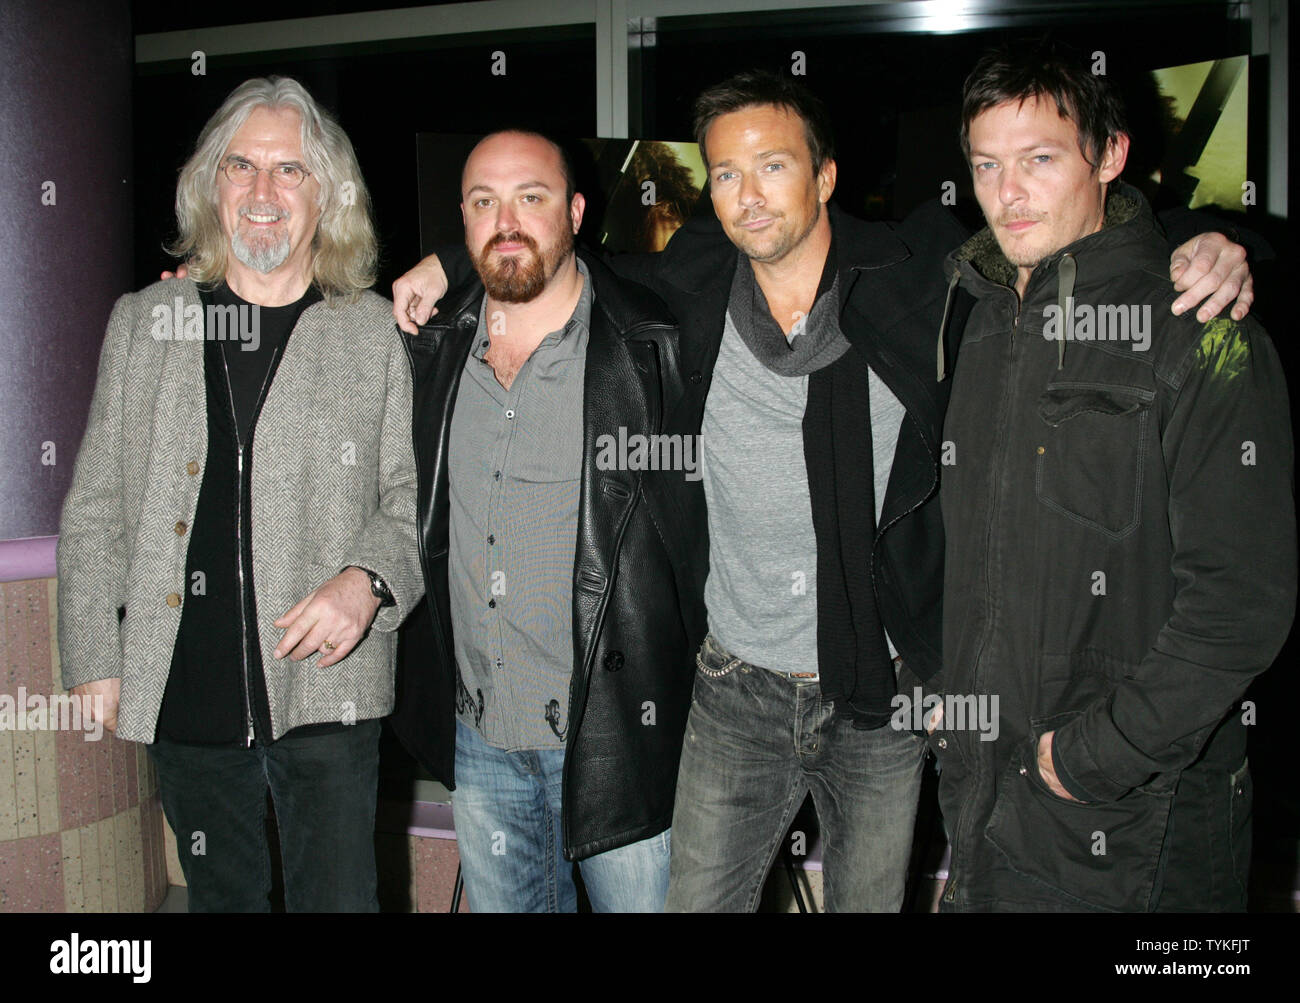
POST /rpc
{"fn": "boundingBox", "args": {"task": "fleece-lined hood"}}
[936,181,1167,378]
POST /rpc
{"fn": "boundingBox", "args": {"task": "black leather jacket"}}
[390,251,707,861]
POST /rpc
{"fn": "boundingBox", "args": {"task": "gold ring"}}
[321,640,337,652]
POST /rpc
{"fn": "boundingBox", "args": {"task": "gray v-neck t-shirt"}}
[700,306,903,675]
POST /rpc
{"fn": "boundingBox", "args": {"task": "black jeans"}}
[148,719,381,912]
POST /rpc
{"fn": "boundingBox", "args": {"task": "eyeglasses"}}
[220,156,312,190]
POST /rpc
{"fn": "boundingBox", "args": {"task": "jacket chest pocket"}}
[1034,385,1153,540]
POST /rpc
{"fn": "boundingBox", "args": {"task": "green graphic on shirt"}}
[1197,317,1250,383]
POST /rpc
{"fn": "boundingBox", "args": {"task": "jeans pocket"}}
[695,634,742,680]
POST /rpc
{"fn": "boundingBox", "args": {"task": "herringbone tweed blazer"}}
[57,278,423,743]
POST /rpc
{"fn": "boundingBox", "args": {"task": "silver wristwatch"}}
[348,565,395,607]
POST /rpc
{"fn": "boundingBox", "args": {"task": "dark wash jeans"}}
[666,634,928,912]
[148,719,381,912]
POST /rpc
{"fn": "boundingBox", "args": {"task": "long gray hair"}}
[168,76,377,304]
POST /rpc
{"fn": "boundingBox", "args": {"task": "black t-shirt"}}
[217,281,321,444]
[155,281,323,745]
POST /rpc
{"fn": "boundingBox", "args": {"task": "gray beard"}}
[231,229,291,274]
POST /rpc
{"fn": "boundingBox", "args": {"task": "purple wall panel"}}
[0,0,133,541]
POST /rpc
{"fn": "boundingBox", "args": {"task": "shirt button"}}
[488,598,496,608]
[493,470,501,480]
[505,409,515,420]
[481,340,489,349]
[185,461,199,476]
[487,534,495,545]
[165,593,182,608]
[174,521,188,536]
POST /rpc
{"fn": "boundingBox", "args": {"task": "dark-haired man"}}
[932,44,1294,911]
[392,73,1253,913]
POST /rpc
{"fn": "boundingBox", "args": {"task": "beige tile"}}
[34,723,59,835]
[79,823,102,912]
[407,836,421,910]
[139,798,165,910]
[162,815,185,887]
[46,580,60,690]
[118,808,143,912]
[0,728,17,842]
[12,731,38,839]
[98,814,118,912]
[61,829,84,912]
[137,744,155,800]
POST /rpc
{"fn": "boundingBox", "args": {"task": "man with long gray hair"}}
[57,77,422,911]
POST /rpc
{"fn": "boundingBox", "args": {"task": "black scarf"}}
[728,245,897,729]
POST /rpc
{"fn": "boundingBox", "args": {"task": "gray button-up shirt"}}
[447,259,592,750]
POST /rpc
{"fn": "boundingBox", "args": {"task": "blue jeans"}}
[665,634,928,912]
[452,719,671,912]
[147,719,381,912]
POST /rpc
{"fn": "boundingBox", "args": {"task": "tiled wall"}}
[0,578,166,912]
[373,830,467,912]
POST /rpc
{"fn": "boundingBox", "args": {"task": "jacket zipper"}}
[946,280,1023,904]
[218,350,257,748]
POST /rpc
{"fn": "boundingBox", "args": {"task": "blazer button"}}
[174,521,188,535]
[689,370,702,384]
[165,593,181,608]
[603,650,624,672]
[186,461,199,476]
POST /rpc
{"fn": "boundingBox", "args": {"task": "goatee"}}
[231,205,292,274]
[472,228,573,303]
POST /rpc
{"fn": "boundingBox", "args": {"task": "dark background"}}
[131,1,1289,319]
